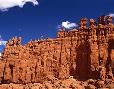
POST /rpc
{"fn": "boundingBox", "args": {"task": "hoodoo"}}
[0,16,114,88]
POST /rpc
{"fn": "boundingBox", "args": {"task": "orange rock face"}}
[0,16,114,88]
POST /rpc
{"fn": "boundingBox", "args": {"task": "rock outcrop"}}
[0,16,114,88]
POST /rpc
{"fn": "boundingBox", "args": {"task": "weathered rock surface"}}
[0,78,113,89]
[0,16,114,88]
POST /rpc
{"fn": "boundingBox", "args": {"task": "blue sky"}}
[0,0,114,44]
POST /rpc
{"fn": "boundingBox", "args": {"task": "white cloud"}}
[0,35,7,46]
[0,0,38,11]
[107,13,114,17]
[0,41,7,46]
[0,35,7,57]
[61,21,78,29]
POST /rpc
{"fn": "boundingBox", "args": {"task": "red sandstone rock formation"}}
[0,16,114,88]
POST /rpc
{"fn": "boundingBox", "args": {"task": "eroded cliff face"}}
[0,16,114,88]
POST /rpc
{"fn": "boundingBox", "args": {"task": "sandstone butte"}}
[0,16,114,89]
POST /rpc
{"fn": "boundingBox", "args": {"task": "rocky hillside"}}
[0,16,114,89]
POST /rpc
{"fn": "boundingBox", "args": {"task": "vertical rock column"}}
[89,19,99,79]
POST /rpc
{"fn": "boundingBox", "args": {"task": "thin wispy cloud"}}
[107,13,114,17]
[0,35,7,46]
[0,0,38,11]
[0,35,7,57]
